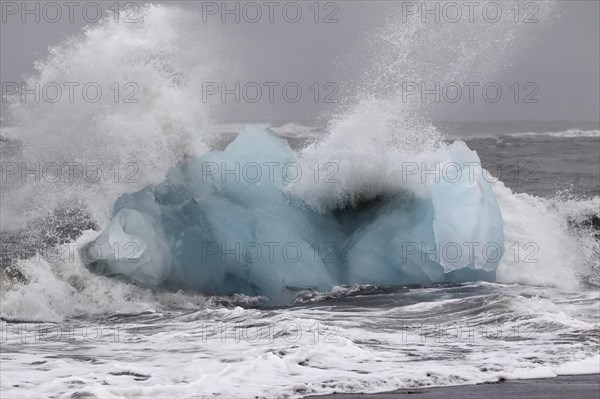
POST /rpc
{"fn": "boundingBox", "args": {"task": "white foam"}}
[453,129,600,140]
[507,129,600,139]
[494,183,598,289]
[1,4,225,227]
[2,286,598,398]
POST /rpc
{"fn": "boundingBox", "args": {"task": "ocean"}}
[1,121,599,398]
[1,2,599,398]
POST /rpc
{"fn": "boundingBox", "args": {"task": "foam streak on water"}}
[1,283,598,398]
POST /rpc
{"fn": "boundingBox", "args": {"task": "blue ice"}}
[83,126,504,305]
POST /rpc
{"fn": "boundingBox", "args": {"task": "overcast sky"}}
[1,1,599,122]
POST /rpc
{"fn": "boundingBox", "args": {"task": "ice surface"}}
[83,126,504,305]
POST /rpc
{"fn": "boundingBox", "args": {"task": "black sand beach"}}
[311,374,600,399]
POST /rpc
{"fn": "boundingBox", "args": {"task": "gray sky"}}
[1,0,599,123]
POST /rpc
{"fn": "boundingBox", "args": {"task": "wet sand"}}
[310,374,600,399]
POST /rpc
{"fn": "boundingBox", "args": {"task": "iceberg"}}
[82,126,504,305]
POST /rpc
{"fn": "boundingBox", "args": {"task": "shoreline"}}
[309,374,600,399]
